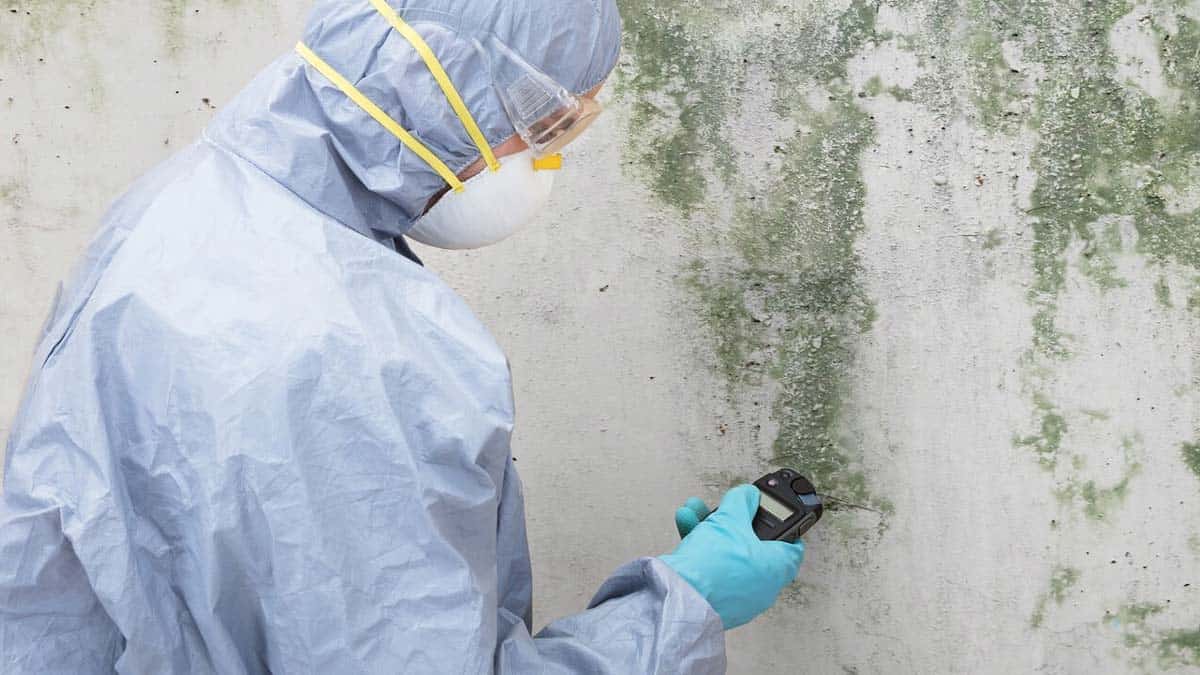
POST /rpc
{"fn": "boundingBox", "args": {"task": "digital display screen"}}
[759,491,796,521]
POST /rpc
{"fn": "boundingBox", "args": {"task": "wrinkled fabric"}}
[0,1,726,672]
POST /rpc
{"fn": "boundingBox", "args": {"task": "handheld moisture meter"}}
[751,468,823,543]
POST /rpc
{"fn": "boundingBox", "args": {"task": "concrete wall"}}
[3,0,1199,672]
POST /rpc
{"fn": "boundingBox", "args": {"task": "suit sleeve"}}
[496,558,726,674]
[490,461,726,674]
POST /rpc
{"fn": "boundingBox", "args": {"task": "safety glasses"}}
[486,35,603,159]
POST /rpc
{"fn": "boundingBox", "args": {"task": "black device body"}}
[751,468,823,543]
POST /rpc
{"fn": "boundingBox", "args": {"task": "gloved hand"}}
[660,484,806,630]
[674,496,712,538]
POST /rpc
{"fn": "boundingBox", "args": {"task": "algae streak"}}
[734,99,880,509]
[616,0,738,214]
[1109,602,1200,668]
[618,0,887,514]
[1183,441,1200,481]
[1031,566,1081,628]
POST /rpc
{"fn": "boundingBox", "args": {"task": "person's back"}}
[2,132,531,670]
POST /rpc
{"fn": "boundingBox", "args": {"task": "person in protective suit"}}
[0,1,806,672]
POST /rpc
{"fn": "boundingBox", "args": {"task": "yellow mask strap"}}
[295,42,465,192]
[367,0,501,173]
[532,154,563,171]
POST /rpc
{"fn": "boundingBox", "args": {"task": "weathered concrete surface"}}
[3,0,1200,672]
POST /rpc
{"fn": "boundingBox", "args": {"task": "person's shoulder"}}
[39,136,506,382]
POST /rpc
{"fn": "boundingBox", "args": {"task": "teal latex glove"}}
[674,496,711,538]
[660,485,806,630]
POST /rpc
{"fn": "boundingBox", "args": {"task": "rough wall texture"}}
[2,0,1199,672]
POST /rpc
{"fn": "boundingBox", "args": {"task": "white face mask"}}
[406,149,556,250]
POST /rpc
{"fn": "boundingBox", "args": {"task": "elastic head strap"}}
[368,0,500,173]
[295,42,465,193]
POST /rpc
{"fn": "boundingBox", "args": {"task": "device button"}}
[791,476,815,495]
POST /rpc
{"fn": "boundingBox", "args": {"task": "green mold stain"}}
[950,0,1200,542]
[1077,467,1139,520]
[160,0,254,56]
[683,260,766,387]
[1110,602,1200,668]
[615,0,739,214]
[887,86,915,102]
[1018,5,1200,352]
[949,1,1200,360]
[1156,276,1174,307]
[1055,436,1141,520]
[0,0,97,59]
[1182,441,1200,480]
[1157,627,1200,667]
[618,0,888,514]
[1013,394,1066,469]
[1049,566,1081,602]
[1113,602,1166,626]
[1076,219,1129,291]
[745,100,882,510]
[161,0,192,56]
[862,75,884,98]
[1107,602,1165,653]
[963,0,1023,132]
[982,228,1004,250]
[0,180,22,206]
[862,75,913,102]
[758,0,882,111]
[0,2,107,110]
[689,96,883,510]
[3,0,257,63]
[1031,565,1081,628]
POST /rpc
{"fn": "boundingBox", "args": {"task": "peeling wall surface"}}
[3,0,1200,672]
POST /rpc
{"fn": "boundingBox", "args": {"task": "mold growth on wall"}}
[1108,602,1200,669]
[1030,565,1081,628]
[1055,435,1143,520]
[950,0,1200,493]
[1013,393,1068,468]
[733,97,881,511]
[0,1,97,58]
[615,0,738,215]
[1,0,253,59]
[159,0,254,56]
[617,0,890,518]
[999,0,1200,390]
[949,0,1200,664]
[619,0,1199,664]
[1183,441,1200,479]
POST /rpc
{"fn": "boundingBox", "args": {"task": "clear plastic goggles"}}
[485,36,603,158]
